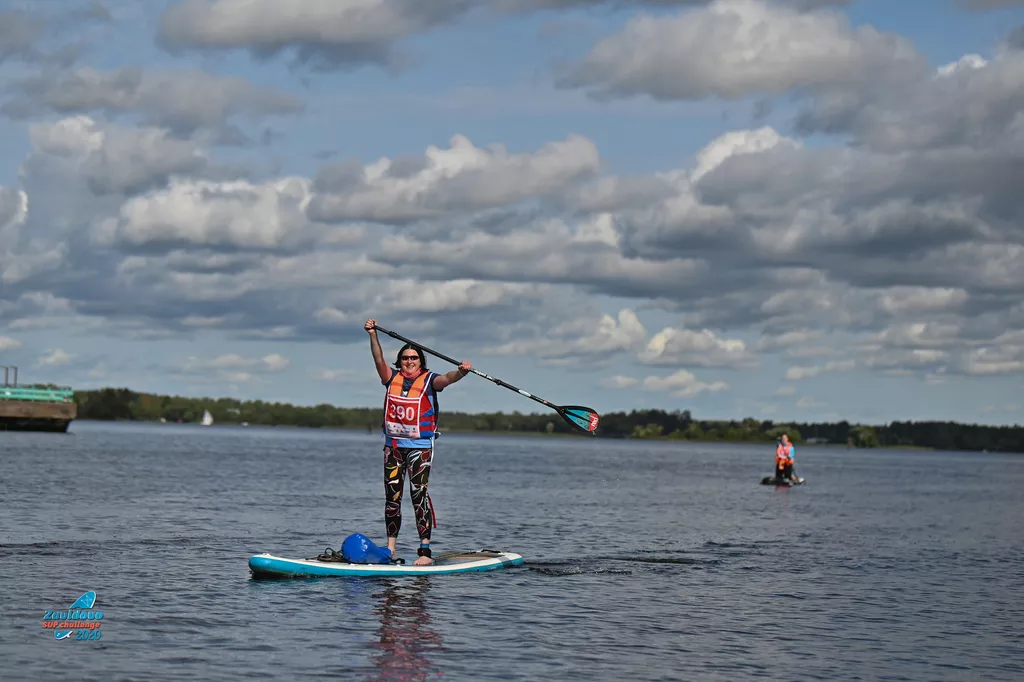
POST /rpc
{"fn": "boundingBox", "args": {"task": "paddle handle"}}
[372,324,558,411]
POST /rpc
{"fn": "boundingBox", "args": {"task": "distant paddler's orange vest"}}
[776,442,794,470]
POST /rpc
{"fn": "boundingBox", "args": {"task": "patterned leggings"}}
[384,446,436,542]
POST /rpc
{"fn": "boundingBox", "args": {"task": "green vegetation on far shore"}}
[71,388,1024,453]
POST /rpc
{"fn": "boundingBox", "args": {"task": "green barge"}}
[0,367,77,432]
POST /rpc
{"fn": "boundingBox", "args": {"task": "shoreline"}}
[66,419,969,451]
[67,388,1024,453]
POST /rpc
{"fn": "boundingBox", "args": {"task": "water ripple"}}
[2,422,1022,681]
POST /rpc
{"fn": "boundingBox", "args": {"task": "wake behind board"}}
[761,475,806,486]
[249,549,524,579]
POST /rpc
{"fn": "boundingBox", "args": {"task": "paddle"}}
[372,324,600,435]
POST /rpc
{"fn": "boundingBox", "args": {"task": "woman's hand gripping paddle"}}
[372,324,600,435]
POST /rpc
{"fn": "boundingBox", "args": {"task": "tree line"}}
[72,388,1024,453]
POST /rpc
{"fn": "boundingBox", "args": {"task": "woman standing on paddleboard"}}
[366,318,472,566]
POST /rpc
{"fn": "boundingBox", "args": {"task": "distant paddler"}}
[775,433,797,482]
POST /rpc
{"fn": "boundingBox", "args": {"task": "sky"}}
[1,0,1023,426]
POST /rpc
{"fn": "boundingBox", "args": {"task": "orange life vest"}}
[776,442,793,469]
[383,370,438,444]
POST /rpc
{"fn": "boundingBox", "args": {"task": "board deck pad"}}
[249,549,525,578]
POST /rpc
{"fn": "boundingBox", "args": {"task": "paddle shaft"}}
[372,324,560,412]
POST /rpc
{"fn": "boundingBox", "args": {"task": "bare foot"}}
[413,555,433,566]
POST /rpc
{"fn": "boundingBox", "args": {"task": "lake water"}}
[2,421,1022,681]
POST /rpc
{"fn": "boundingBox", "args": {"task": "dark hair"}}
[393,343,428,370]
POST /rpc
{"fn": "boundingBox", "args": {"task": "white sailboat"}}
[201,409,214,426]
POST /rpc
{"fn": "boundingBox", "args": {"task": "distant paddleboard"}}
[249,549,524,578]
[761,475,806,486]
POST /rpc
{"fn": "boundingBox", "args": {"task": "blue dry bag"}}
[340,533,393,564]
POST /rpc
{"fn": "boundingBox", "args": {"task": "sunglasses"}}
[400,355,420,361]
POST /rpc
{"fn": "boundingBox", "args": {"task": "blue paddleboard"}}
[249,549,524,578]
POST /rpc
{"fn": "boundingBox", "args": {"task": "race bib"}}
[385,394,422,439]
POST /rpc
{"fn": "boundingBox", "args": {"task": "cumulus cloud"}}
[862,349,950,375]
[797,48,1024,151]
[0,336,23,351]
[592,116,1024,336]
[483,309,647,361]
[375,279,550,314]
[2,293,80,332]
[0,2,114,68]
[158,0,473,69]
[307,134,599,224]
[378,212,705,298]
[756,329,821,352]
[875,287,969,316]
[599,375,640,389]
[94,176,315,250]
[691,127,801,182]
[313,368,353,381]
[557,0,923,101]
[639,326,756,368]
[337,106,1023,387]
[0,186,37,285]
[0,186,28,244]
[642,369,729,397]
[37,348,73,367]
[28,116,207,195]
[180,352,291,374]
[5,67,303,134]
[784,359,855,381]
[961,331,1024,375]
[864,322,963,350]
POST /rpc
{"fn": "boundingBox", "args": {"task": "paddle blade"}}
[558,406,600,434]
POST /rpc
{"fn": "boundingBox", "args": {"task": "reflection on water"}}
[369,578,443,682]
